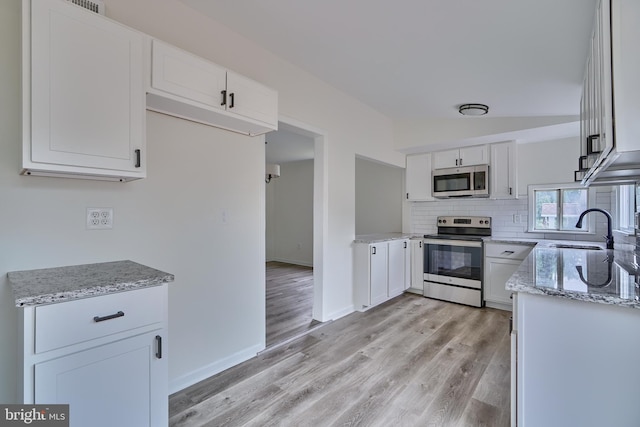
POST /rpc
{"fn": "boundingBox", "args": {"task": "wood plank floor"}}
[169,294,512,427]
[265,261,321,348]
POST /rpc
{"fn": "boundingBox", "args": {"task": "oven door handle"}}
[423,238,483,248]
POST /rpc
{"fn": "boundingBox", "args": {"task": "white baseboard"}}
[169,343,263,394]
[267,257,313,267]
[485,300,512,311]
[323,304,354,322]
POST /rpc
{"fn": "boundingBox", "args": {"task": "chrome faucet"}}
[575,208,614,249]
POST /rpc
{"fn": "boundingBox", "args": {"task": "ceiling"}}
[180,0,598,120]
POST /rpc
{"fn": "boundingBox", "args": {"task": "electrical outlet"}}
[87,208,113,229]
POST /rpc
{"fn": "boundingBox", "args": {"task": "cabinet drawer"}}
[35,285,165,354]
[485,243,533,260]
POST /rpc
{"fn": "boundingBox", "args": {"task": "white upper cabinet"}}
[433,145,489,169]
[405,153,434,201]
[147,39,278,136]
[490,141,518,199]
[579,0,640,185]
[23,0,146,181]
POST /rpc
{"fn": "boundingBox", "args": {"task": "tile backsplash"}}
[410,188,635,245]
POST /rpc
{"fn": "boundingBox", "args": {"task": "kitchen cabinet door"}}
[484,257,521,307]
[35,331,165,427]
[432,149,461,169]
[409,239,424,294]
[25,0,146,180]
[150,39,227,111]
[226,71,278,127]
[405,153,434,201]
[490,141,518,199]
[459,145,489,166]
[388,239,407,298]
[369,244,388,306]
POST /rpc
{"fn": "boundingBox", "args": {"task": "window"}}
[615,184,635,234]
[528,184,593,233]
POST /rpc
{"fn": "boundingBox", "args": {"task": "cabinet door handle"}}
[229,92,235,108]
[221,90,227,106]
[404,241,407,249]
[509,187,512,195]
[93,311,124,323]
[155,335,163,359]
[455,158,458,166]
[419,241,422,248]
[372,246,376,255]
[459,158,463,166]
[134,149,141,168]
[406,192,409,200]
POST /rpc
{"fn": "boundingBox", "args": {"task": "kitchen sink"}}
[550,243,603,250]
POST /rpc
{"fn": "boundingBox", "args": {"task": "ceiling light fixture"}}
[458,103,489,116]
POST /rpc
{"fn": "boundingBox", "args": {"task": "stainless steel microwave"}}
[432,165,489,198]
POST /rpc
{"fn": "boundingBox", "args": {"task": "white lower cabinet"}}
[484,242,533,310]
[19,285,168,427]
[355,239,409,310]
[35,332,163,427]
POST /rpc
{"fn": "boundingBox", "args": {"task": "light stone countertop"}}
[506,241,638,309]
[7,260,175,307]
[354,233,421,244]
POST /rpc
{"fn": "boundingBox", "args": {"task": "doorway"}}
[264,118,327,348]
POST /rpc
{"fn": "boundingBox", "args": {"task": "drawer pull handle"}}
[93,311,124,323]
[156,335,162,359]
[501,250,515,256]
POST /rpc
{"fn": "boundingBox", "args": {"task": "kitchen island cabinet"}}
[507,243,639,427]
[8,261,174,427]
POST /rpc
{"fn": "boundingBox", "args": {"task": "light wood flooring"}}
[265,262,322,349]
[169,294,512,427]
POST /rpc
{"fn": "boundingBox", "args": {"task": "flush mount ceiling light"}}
[458,103,489,116]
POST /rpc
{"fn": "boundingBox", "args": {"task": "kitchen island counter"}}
[506,240,638,309]
[8,260,174,307]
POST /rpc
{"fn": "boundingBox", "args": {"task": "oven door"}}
[423,238,483,288]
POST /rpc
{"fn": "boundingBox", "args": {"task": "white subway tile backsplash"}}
[410,190,615,242]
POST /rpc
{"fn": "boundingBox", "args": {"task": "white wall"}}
[517,137,580,194]
[355,158,403,235]
[0,0,404,401]
[266,160,314,266]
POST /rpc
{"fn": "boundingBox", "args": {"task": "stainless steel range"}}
[423,216,491,307]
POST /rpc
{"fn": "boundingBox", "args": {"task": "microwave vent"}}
[66,0,105,14]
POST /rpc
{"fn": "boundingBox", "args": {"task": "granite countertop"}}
[7,260,175,307]
[506,241,639,309]
[354,232,421,244]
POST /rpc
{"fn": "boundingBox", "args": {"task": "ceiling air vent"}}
[66,0,105,14]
